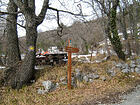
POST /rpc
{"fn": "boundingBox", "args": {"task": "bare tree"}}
[5,0,21,66]
[117,0,131,57]
[94,0,125,60]
[126,0,140,55]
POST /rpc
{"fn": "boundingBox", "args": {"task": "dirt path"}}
[111,85,140,105]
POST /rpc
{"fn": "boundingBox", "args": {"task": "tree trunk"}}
[16,14,37,89]
[108,7,125,61]
[119,8,131,57]
[128,1,140,55]
[6,0,21,66]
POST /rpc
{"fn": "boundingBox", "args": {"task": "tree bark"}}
[16,12,37,89]
[108,7,125,60]
[118,7,131,57]
[6,0,21,66]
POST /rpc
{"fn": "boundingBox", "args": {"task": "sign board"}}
[65,46,79,53]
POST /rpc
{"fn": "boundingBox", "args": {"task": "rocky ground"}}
[0,55,140,105]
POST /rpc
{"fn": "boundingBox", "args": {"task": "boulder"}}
[60,77,65,82]
[107,70,116,77]
[135,68,140,74]
[136,59,140,65]
[83,76,89,82]
[116,63,123,68]
[37,89,45,94]
[122,69,130,73]
[101,76,106,81]
[71,77,77,87]
[93,74,100,79]
[89,79,94,83]
[122,64,129,69]
[130,64,136,68]
[87,74,99,79]
[42,80,57,92]
[130,68,135,73]
[137,65,140,68]
[75,72,83,82]
[75,68,80,73]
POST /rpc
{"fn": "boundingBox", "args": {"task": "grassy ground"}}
[0,55,140,105]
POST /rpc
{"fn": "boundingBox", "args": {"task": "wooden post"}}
[68,51,72,89]
[65,39,79,89]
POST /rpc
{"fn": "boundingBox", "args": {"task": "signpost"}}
[65,39,79,89]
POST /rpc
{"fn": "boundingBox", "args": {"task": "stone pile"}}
[37,58,140,94]
[115,58,140,74]
[59,68,101,86]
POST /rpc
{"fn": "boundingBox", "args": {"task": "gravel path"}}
[111,85,140,105]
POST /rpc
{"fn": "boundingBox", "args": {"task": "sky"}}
[0,0,95,37]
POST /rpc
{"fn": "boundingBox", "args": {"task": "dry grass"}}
[0,55,140,105]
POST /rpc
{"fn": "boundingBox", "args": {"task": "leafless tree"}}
[94,0,125,60]
[5,0,21,66]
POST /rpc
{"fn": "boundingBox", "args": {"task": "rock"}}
[87,74,99,79]
[130,68,135,72]
[130,64,136,68]
[87,74,95,79]
[116,63,123,68]
[37,89,45,94]
[122,69,130,73]
[93,74,100,79]
[137,65,140,68]
[101,76,106,81]
[71,77,77,87]
[75,72,83,82]
[89,79,94,83]
[83,76,88,82]
[42,80,56,92]
[130,61,136,64]
[135,68,140,74]
[108,70,116,77]
[136,59,140,64]
[122,64,129,69]
[75,68,80,73]
[61,81,67,85]
[60,77,65,82]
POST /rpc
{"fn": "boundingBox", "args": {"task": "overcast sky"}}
[0,0,96,37]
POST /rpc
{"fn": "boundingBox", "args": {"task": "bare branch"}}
[36,0,49,25]
[56,11,63,37]
[0,16,25,28]
[12,0,24,10]
[0,11,21,15]
[48,6,87,16]
[94,0,108,15]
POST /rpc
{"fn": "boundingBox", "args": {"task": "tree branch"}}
[36,0,49,25]
[12,0,24,10]
[94,0,108,15]
[48,7,87,16]
[0,11,21,15]
[0,16,25,29]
